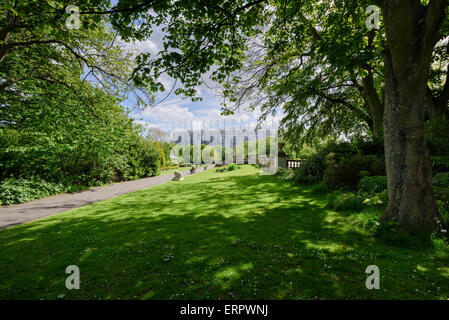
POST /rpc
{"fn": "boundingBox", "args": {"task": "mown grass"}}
[0,165,448,300]
[160,166,191,176]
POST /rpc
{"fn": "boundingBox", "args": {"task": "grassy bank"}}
[0,165,448,299]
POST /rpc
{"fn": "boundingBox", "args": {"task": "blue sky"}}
[108,4,282,134]
[117,35,261,133]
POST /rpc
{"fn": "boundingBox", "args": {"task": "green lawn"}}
[160,166,191,176]
[0,165,448,299]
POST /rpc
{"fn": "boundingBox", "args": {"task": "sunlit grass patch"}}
[0,165,448,300]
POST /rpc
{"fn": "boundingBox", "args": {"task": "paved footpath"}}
[0,168,206,229]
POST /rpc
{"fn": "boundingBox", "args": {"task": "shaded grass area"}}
[0,166,448,299]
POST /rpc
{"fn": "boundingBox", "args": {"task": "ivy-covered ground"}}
[0,165,448,299]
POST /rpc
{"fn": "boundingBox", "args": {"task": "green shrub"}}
[359,170,370,178]
[436,200,449,226]
[358,176,388,194]
[321,140,354,158]
[434,173,449,225]
[293,152,326,184]
[323,154,385,190]
[179,162,191,167]
[215,164,240,172]
[227,163,240,171]
[352,135,384,156]
[327,192,365,211]
[373,220,412,244]
[367,155,387,176]
[356,209,382,233]
[164,165,179,170]
[361,190,388,208]
[0,178,81,205]
[355,209,431,246]
[431,156,449,175]
[276,168,294,181]
[426,119,449,174]
[433,172,449,189]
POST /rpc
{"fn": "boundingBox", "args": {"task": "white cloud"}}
[158,75,175,91]
[195,108,222,119]
[142,103,195,123]
[119,38,159,57]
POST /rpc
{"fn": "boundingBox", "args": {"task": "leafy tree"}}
[224,1,385,143]
[0,1,145,107]
[0,1,162,188]
[376,0,448,232]
[3,0,449,232]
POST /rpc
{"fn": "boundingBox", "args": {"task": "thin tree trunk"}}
[0,12,15,64]
[362,72,384,136]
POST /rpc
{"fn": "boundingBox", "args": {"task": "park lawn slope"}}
[0,165,448,299]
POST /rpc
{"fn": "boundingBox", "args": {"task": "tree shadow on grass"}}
[0,169,448,300]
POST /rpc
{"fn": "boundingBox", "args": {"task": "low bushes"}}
[293,152,326,184]
[0,178,86,205]
[327,192,365,211]
[0,98,164,205]
[323,154,385,190]
[361,190,388,208]
[434,172,449,225]
[433,172,449,189]
[283,136,449,243]
[358,211,427,246]
[325,171,449,227]
[276,168,294,181]
[277,138,389,212]
[426,119,449,174]
[216,164,241,172]
[285,138,385,189]
[325,175,388,213]
[357,176,388,194]
[164,165,179,170]
[437,200,449,227]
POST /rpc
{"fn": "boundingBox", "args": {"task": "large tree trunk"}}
[382,52,441,232]
[380,0,447,233]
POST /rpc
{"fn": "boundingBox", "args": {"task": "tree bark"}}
[362,71,384,136]
[361,30,384,136]
[380,0,447,233]
[382,51,441,232]
[0,11,16,64]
